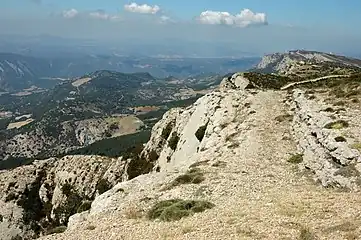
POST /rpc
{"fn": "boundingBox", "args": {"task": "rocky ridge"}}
[256,50,361,75]
[41,72,361,240]
[1,69,361,239]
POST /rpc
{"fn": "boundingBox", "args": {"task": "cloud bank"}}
[198,9,267,27]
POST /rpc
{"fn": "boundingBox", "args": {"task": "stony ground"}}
[41,89,361,240]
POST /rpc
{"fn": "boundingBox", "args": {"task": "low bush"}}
[288,154,303,164]
[147,199,214,221]
[168,168,205,189]
[324,120,349,129]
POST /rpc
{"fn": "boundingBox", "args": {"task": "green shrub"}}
[46,226,67,235]
[96,179,111,195]
[168,132,180,150]
[167,168,205,189]
[288,154,303,164]
[77,201,92,213]
[147,199,214,221]
[324,120,349,129]
[195,123,208,142]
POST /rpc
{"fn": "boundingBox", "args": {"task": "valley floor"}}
[41,89,361,240]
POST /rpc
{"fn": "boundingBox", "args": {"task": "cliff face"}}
[0,155,127,239]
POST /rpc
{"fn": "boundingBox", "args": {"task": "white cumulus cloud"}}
[124,3,160,14]
[198,9,267,27]
[62,9,79,19]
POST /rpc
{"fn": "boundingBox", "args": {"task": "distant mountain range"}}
[0,52,259,91]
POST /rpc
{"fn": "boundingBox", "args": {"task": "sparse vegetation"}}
[147,199,214,221]
[168,132,180,150]
[243,72,299,89]
[324,120,349,129]
[167,168,205,189]
[288,154,303,164]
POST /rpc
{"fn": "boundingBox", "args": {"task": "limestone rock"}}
[0,155,127,239]
[291,89,361,190]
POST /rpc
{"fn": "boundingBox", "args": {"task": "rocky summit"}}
[1,52,361,240]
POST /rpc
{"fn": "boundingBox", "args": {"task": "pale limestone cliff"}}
[0,155,127,240]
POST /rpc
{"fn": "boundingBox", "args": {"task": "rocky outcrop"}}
[141,72,250,173]
[256,50,361,75]
[291,89,361,190]
[60,73,252,231]
[0,155,127,240]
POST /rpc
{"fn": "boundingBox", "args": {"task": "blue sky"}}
[4,0,360,26]
[1,0,361,56]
